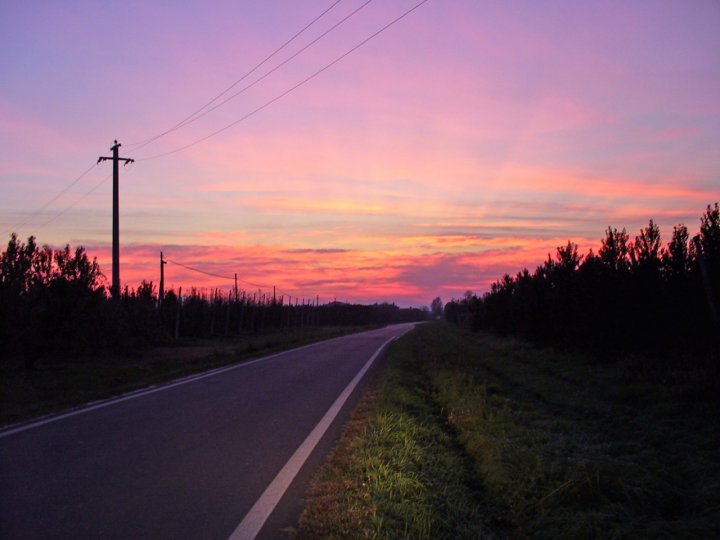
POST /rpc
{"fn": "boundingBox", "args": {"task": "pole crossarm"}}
[98,139,134,165]
[97,156,134,165]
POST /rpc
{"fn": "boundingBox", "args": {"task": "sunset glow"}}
[2,1,718,306]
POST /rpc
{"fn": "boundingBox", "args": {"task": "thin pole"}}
[174,286,182,339]
[159,251,166,307]
[112,142,119,298]
[98,140,134,300]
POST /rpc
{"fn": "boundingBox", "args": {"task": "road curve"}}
[0,323,416,539]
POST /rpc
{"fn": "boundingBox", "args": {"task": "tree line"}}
[444,203,720,362]
[0,234,426,369]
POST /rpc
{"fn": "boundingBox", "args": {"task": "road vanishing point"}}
[0,324,416,539]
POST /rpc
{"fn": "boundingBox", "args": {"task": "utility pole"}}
[159,251,167,307]
[98,140,134,300]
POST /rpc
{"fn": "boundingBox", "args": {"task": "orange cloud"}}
[73,227,608,307]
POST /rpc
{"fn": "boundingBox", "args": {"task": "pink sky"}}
[1,1,719,306]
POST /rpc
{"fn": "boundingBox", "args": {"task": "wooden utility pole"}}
[98,140,134,300]
[159,251,167,307]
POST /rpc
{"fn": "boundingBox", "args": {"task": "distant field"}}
[0,326,374,427]
[296,322,720,538]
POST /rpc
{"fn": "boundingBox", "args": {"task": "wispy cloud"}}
[1,2,718,305]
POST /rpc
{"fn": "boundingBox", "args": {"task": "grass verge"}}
[295,322,720,538]
[0,326,373,427]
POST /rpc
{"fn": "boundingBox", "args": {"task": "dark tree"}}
[599,226,630,272]
[631,219,662,271]
[662,224,690,279]
[430,297,443,318]
[456,203,719,364]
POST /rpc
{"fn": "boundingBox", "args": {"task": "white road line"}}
[228,334,403,540]
[0,334,354,439]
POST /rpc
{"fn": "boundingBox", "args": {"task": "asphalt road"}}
[0,323,416,539]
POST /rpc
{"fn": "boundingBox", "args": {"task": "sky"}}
[1,0,719,307]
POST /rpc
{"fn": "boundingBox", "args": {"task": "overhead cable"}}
[136,0,430,162]
[12,2,345,234]
[40,173,112,227]
[167,258,236,281]
[125,0,345,152]
[13,161,98,230]
[166,258,314,299]
[127,0,373,156]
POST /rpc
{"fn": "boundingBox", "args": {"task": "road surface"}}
[0,323,416,539]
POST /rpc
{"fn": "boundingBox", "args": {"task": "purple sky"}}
[1,1,719,306]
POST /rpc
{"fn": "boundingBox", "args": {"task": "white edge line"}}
[0,332,362,439]
[228,332,406,540]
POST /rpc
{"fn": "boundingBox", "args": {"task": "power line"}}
[127,0,373,156]
[35,157,134,229]
[40,172,112,227]
[167,258,268,290]
[136,0,430,162]
[12,2,348,234]
[12,1,429,235]
[125,0,345,152]
[165,258,314,298]
[167,258,236,281]
[13,161,98,230]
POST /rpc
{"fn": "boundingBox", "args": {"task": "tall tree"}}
[599,227,630,272]
[697,203,720,267]
[662,224,690,278]
[430,297,443,318]
[631,219,662,270]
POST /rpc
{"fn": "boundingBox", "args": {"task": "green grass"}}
[0,326,373,427]
[296,326,487,539]
[296,322,720,538]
